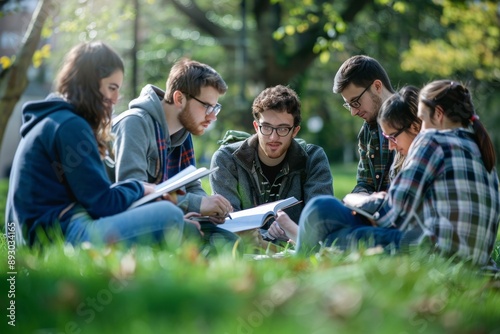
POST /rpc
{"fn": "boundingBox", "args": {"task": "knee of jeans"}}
[303,196,337,215]
[302,196,342,223]
[311,196,342,211]
[155,201,185,226]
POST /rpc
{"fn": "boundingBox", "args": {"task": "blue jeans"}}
[64,201,185,247]
[296,196,403,255]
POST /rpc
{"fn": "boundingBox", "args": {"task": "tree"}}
[167,0,374,90]
[0,0,57,150]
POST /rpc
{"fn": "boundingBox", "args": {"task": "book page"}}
[219,197,299,233]
[128,166,217,209]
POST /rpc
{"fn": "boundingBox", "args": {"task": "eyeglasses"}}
[258,124,294,137]
[343,82,374,110]
[184,93,221,116]
[382,127,408,144]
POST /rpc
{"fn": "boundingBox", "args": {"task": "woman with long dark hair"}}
[6,42,186,247]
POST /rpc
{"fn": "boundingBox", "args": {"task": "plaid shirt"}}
[353,122,393,193]
[377,128,500,265]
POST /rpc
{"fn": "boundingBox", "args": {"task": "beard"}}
[259,136,292,161]
[178,106,205,135]
[366,93,383,123]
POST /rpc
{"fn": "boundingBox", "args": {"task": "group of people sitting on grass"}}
[5,42,499,268]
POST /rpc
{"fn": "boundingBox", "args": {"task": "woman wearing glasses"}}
[378,85,422,179]
[293,80,499,266]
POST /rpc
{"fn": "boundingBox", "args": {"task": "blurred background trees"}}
[1,0,499,176]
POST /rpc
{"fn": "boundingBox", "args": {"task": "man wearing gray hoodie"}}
[110,58,236,248]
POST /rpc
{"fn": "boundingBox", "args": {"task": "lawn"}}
[1,164,500,334]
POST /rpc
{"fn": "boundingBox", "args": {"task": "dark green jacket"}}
[209,133,334,224]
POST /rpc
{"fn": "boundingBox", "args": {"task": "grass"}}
[2,241,499,333]
[1,164,500,334]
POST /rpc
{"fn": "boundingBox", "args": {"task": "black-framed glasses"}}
[343,81,374,110]
[184,93,221,116]
[258,124,294,137]
[382,126,408,144]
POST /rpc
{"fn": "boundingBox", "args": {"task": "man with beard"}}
[110,58,237,250]
[333,55,395,194]
[209,85,333,244]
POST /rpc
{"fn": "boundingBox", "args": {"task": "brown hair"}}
[55,41,124,158]
[252,85,302,127]
[378,85,422,175]
[163,58,227,104]
[420,80,496,172]
[333,55,394,94]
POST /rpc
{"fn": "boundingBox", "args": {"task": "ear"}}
[372,79,383,93]
[434,105,445,125]
[291,125,301,138]
[252,120,259,133]
[172,90,185,107]
[409,122,420,135]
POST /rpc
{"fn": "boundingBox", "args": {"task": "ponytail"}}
[420,80,496,172]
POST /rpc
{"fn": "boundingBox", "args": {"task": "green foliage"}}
[331,163,357,198]
[401,1,500,81]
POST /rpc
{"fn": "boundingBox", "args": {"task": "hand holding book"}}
[218,197,301,233]
[128,165,217,210]
[342,192,386,224]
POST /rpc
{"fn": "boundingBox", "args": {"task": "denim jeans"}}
[296,195,403,255]
[65,201,185,247]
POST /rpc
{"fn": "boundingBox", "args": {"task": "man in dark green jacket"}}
[210,85,333,243]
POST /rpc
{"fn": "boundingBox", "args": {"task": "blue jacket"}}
[6,96,143,245]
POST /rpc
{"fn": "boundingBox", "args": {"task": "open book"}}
[342,193,382,221]
[344,203,379,221]
[128,165,217,209]
[218,197,300,233]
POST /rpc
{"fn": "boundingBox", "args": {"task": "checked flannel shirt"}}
[353,121,393,194]
[377,128,500,265]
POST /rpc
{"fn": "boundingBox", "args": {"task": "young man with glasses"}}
[333,55,395,194]
[209,85,333,244]
[109,58,238,250]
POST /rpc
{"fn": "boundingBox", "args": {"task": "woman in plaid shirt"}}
[293,80,499,266]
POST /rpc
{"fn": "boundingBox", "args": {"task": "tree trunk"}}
[0,0,57,149]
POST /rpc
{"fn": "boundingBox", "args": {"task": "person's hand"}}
[274,211,298,242]
[268,221,288,241]
[371,191,387,199]
[184,212,204,236]
[200,194,233,222]
[142,182,156,196]
[160,189,186,205]
[142,183,186,205]
[343,192,386,206]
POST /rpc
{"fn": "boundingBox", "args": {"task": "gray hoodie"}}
[110,84,206,213]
